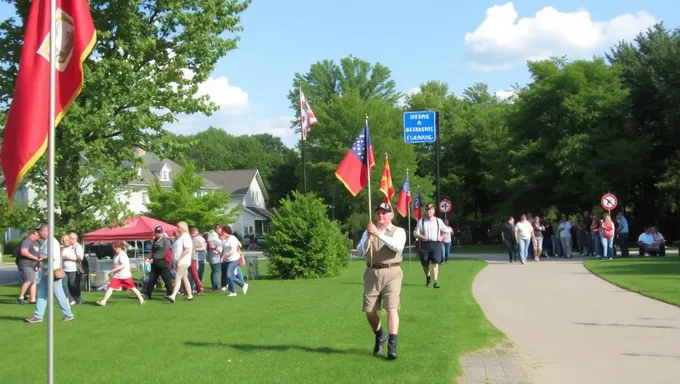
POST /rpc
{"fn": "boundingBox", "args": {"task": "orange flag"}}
[0,0,96,204]
[379,154,394,203]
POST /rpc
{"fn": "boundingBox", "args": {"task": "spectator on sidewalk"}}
[637,227,664,257]
[558,215,573,258]
[441,219,453,263]
[616,213,629,257]
[501,217,517,263]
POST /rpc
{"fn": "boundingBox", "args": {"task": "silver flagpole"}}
[406,169,411,272]
[47,0,57,382]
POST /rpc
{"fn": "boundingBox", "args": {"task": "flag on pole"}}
[378,154,394,203]
[300,88,317,140]
[0,0,96,204]
[413,186,423,220]
[395,170,411,217]
[335,120,375,196]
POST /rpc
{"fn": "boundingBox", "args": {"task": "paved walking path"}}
[472,257,680,384]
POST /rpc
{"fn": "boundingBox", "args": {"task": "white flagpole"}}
[47,0,57,382]
[406,169,411,272]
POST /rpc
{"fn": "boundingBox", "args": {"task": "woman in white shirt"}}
[95,241,145,306]
[25,224,74,323]
[60,234,81,305]
[221,226,248,297]
[167,222,194,302]
[514,214,534,264]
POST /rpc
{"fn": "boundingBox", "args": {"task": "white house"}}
[204,169,273,236]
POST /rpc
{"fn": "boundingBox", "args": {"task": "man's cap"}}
[425,203,435,210]
[154,225,163,233]
[375,202,393,212]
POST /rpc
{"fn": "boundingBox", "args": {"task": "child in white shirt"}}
[95,241,145,306]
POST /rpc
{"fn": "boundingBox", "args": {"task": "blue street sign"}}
[403,111,436,144]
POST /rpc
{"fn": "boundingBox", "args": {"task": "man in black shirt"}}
[501,217,517,263]
[144,226,174,299]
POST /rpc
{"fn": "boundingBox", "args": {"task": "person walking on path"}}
[25,223,74,323]
[95,241,145,306]
[356,202,406,360]
[16,229,40,305]
[167,222,194,302]
[501,217,517,263]
[413,203,451,288]
[441,219,453,263]
[600,214,616,260]
[144,226,174,299]
[515,214,534,264]
[616,212,629,257]
[558,215,573,258]
[532,216,545,261]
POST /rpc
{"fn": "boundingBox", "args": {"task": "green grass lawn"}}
[402,243,506,256]
[584,255,680,307]
[0,259,502,384]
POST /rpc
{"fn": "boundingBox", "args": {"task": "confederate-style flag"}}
[1,0,96,203]
[378,154,394,203]
[335,120,375,196]
[395,170,411,217]
[300,88,317,140]
[413,186,423,221]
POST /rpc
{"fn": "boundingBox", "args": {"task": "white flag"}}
[300,88,318,140]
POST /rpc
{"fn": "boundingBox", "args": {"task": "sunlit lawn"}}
[0,259,503,384]
[584,255,680,306]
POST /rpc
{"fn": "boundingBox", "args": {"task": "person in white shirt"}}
[60,234,79,305]
[25,223,74,323]
[207,225,224,290]
[639,227,665,257]
[514,214,534,264]
[221,226,248,296]
[167,221,194,302]
[557,214,573,258]
[413,203,452,288]
[95,241,145,306]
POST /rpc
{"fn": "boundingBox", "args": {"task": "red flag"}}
[1,0,96,203]
[300,88,317,140]
[378,154,394,203]
[395,170,411,217]
[335,120,375,196]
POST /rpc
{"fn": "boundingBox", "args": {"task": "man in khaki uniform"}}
[357,202,406,360]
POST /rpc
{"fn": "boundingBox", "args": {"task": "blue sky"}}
[1,1,678,147]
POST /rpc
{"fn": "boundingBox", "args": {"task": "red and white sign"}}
[601,193,617,211]
[439,199,452,213]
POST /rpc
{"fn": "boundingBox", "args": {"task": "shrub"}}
[4,239,23,257]
[265,191,349,279]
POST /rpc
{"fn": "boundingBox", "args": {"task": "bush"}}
[265,191,349,279]
[4,239,22,257]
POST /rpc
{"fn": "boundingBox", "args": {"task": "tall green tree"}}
[146,162,238,231]
[0,0,250,233]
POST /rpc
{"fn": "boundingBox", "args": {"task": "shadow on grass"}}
[0,315,27,322]
[184,341,368,356]
[338,282,425,287]
[574,322,677,330]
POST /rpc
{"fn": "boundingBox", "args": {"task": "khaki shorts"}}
[363,267,403,312]
[175,264,190,279]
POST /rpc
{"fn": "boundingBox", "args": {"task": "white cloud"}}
[195,76,249,114]
[407,87,421,95]
[464,2,656,71]
[495,89,517,101]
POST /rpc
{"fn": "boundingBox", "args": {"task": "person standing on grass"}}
[221,226,248,297]
[95,241,145,306]
[357,202,406,360]
[413,203,451,288]
[16,229,40,305]
[167,222,194,302]
[144,226,174,300]
[501,217,517,263]
[515,214,534,264]
[25,223,74,323]
[441,219,453,263]
[189,227,206,295]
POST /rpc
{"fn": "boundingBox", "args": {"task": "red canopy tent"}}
[83,215,178,243]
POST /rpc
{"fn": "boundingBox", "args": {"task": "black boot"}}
[387,334,398,360]
[373,330,388,356]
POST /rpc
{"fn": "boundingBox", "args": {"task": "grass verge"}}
[0,259,502,384]
[584,255,680,307]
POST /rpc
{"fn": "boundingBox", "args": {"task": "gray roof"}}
[204,169,268,199]
[246,206,273,218]
[126,151,220,189]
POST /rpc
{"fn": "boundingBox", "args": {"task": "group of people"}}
[500,211,666,263]
[15,221,251,323]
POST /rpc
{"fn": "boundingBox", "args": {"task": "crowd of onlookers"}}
[14,221,250,323]
[500,211,667,264]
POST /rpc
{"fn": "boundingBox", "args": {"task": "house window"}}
[160,165,170,181]
[142,191,150,203]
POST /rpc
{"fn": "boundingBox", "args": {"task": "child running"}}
[96,241,145,306]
